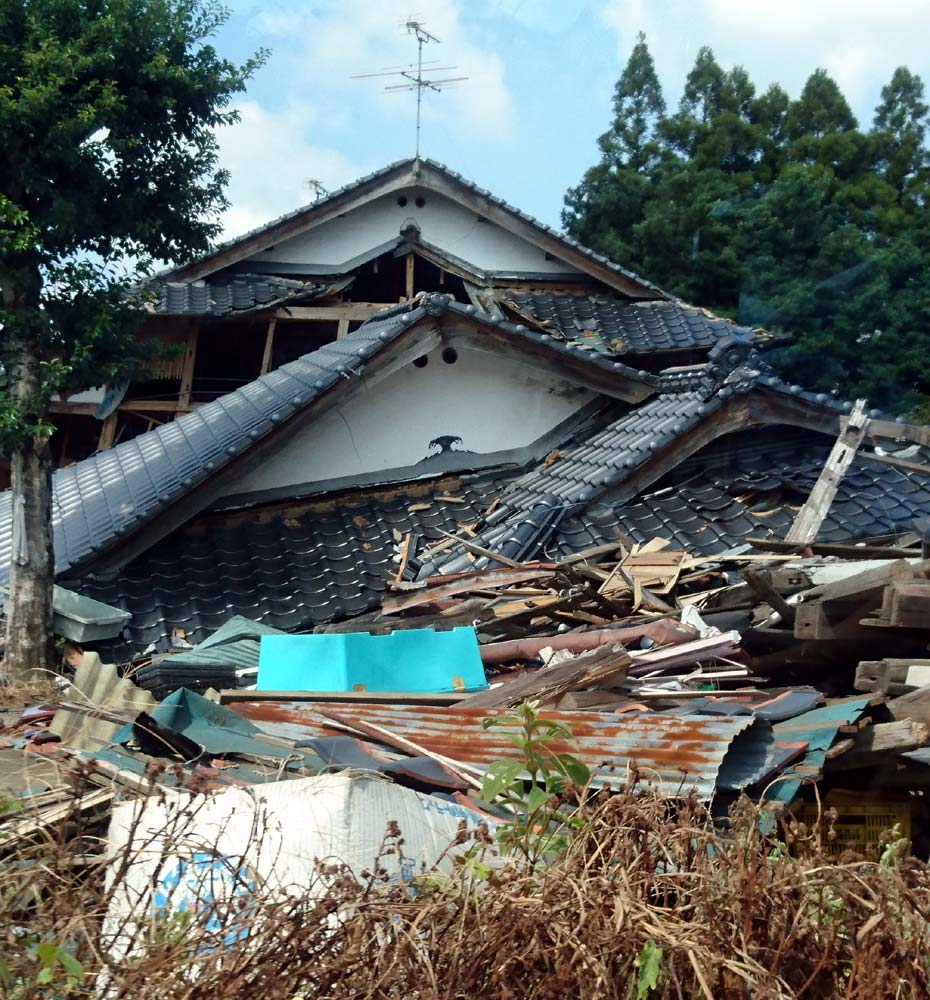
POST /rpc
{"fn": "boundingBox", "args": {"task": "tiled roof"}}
[0,304,427,583]
[145,274,349,316]
[158,159,663,297]
[420,390,718,575]
[71,430,930,658]
[420,365,912,576]
[501,391,713,509]
[74,471,515,656]
[556,445,930,556]
[0,294,668,585]
[501,292,755,356]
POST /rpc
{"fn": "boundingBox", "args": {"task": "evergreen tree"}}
[872,66,929,207]
[565,37,930,413]
[562,32,665,268]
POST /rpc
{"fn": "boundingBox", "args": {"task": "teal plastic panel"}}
[257,627,488,693]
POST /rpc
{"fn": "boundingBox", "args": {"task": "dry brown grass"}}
[0,667,64,711]
[1,769,929,999]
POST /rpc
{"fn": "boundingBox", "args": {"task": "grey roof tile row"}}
[75,471,513,656]
[420,391,718,575]
[554,449,930,556]
[502,292,749,356]
[146,274,348,316]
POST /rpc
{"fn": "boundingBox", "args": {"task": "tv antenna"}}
[351,18,468,158]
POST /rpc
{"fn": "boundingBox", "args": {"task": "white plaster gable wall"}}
[226,346,596,497]
[250,187,582,275]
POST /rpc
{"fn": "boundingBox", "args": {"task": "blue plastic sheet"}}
[257,626,488,693]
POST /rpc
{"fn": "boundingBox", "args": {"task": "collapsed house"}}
[4,159,930,862]
[2,158,929,657]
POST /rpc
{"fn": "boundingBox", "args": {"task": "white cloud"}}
[599,0,930,120]
[243,0,516,142]
[215,99,373,240]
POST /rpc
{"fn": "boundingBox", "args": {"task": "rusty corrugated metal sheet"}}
[231,701,759,800]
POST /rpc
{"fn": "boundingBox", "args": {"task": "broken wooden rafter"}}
[784,398,869,546]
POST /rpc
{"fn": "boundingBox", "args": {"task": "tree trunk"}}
[1,256,55,678]
[6,422,55,677]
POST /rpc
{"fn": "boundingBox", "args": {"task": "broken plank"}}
[855,659,930,696]
[462,642,631,710]
[318,709,483,789]
[742,568,797,626]
[827,719,929,770]
[381,567,556,615]
[392,531,413,587]
[435,529,522,568]
[887,684,930,727]
[785,398,869,546]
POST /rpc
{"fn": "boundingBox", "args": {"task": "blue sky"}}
[211,0,930,240]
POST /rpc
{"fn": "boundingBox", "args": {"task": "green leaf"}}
[634,939,663,998]
[35,941,58,967]
[58,951,85,981]
[525,785,550,813]
[552,753,591,787]
[0,956,12,989]
[36,966,53,985]
[481,760,524,801]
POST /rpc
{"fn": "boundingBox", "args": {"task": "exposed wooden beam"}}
[177,325,198,411]
[856,416,930,449]
[405,253,415,300]
[785,399,868,545]
[856,450,930,477]
[336,318,350,340]
[260,318,277,374]
[272,303,390,321]
[52,399,194,416]
[97,413,118,452]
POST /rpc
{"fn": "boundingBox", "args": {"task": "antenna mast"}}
[351,17,468,158]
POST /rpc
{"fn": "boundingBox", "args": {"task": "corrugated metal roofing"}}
[230,700,763,800]
[763,698,871,805]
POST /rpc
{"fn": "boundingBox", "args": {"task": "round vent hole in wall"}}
[413,355,429,368]
[397,195,409,207]
[442,347,458,364]
[415,195,426,208]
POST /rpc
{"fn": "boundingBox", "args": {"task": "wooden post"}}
[97,413,118,452]
[336,318,350,340]
[405,253,415,300]
[177,325,198,410]
[785,398,869,546]
[260,318,276,374]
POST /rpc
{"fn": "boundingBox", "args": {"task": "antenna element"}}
[351,18,468,158]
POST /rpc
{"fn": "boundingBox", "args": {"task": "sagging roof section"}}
[146,274,352,317]
[501,292,760,356]
[0,304,430,584]
[0,295,668,584]
[75,471,514,653]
